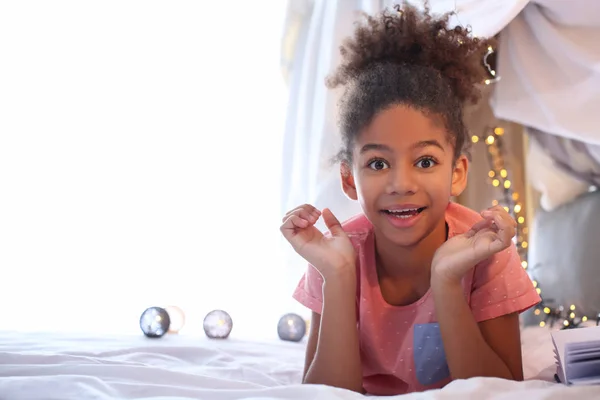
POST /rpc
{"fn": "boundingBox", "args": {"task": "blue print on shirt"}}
[413,323,450,385]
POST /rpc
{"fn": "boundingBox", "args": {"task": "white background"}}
[0,1,291,339]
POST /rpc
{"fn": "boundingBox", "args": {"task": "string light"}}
[483,45,501,85]
[472,125,592,330]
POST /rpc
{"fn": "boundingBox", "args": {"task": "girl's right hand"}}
[280,204,356,280]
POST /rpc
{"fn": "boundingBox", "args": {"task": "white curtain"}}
[491,1,600,210]
[407,0,530,38]
[0,1,289,339]
[281,0,386,221]
[492,0,600,144]
[388,1,600,147]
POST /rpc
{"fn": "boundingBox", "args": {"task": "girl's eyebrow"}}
[412,139,445,152]
[360,140,445,154]
[360,143,393,154]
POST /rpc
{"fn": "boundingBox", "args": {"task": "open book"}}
[552,325,600,385]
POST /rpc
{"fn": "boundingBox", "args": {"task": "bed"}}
[1,327,599,399]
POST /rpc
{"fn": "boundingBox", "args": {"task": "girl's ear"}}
[451,155,469,197]
[340,162,358,200]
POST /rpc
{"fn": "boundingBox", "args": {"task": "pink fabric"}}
[292,202,541,395]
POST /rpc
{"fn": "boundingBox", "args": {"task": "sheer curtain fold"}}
[492,0,600,145]
[492,0,600,210]
[281,0,383,225]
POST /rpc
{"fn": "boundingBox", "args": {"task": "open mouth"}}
[382,207,426,219]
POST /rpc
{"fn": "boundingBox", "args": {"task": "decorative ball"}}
[203,310,233,339]
[165,305,185,334]
[277,313,306,342]
[140,306,171,338]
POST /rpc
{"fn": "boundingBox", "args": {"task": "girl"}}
[280,2,541,396]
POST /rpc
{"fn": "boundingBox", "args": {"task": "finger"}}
[476,228,498,244]
[481,205,507,218]
[483,210,515,238]
[488,237,510,254]
[284,204,320,219]
[478,216,514,250]
[472,218,493,232]
[282,205,320,224]
[472,228,508,256]
[322,208,345,237]
[482,206,517,228]
[482,207,516,231]
[465,218,493,237]
[280,214,310,236]
[489,204,508,213]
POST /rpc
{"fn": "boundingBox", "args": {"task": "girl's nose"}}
[386,165,418,196]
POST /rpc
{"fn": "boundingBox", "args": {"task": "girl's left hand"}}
[431,205,517,284]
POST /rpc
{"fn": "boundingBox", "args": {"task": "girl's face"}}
[341,105,468,247]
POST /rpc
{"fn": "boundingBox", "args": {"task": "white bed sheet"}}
[1,327,599,400]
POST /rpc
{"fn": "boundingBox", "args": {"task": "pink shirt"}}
[293,202,541,395]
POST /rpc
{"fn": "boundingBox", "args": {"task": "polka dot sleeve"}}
[470,243,541,322]
[292,264,324,314]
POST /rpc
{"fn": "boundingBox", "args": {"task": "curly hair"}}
[327,1,494,164]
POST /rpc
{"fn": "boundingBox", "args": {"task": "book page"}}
[552,326,600,384]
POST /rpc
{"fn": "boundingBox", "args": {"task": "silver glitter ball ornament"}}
[140,307,171,338]
[203,310,233,339]
[277,313,306,342]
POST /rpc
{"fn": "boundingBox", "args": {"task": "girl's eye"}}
[415,157,437,169]
[368,159,389,170]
